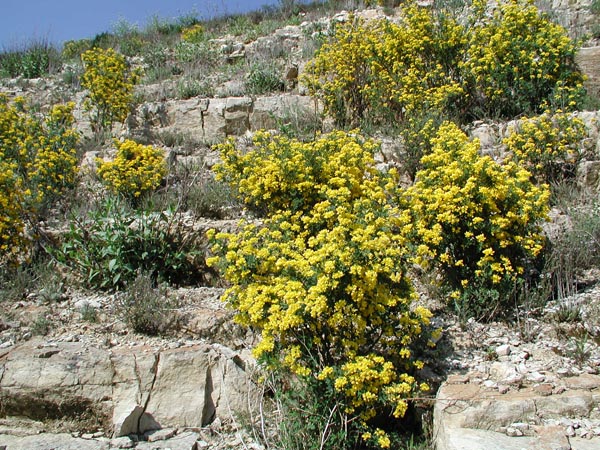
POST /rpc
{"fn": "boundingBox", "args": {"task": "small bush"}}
[245,63,285,95]
[185,176,238,219]
[543,199,600,300]
[96,139,167,200]
[31,314,52,336]
[81,47,141,133]
[0,257,58,303]
[79,303,99,323]
[404,122,550,320]
[275,104,323,142]
[55,197,207,290]
[176,78,214,99]
[116,273,178,335]
[397,112,444,180]
[174,41,219,66]
[503,112,587,184]
[0,40,60,78]
[62,39,92,60]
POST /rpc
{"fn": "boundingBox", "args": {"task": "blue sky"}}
[0,0,282,48]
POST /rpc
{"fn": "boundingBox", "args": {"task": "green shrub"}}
[404,122,550,320]
[209,130,434,448]
[79,303,99,323]
[503,112,587,184]
[543,198,600,300]
[62,39,92,60]
[174,41,219,66]
[397,112,444,180]
[116,273,179,335]
[245,62,285,95]
[81,47,141,133]
[55,197,207,290]
[176,78,214,99]
[0,40,60,78]
[31,314,52,336]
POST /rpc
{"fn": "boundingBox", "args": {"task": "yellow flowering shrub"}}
[96,139,166,199]
[209,131,432,448]
[405,122,550,319]
[181,24,204,43]
[503,112,587,184]
[303,0,585,127]
[301,4,465,126]
[0,95,79,264]
[463,0,585,119]
[0,154,24,263]
[81,47,141,133]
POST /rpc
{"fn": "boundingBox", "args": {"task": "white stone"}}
[505,427,523,437]
[496,344,511,356]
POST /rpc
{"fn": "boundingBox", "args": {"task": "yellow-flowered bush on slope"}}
[503,112,587,184]
[81,47,141,133]
[405,122,550,320]
[181,24,204,43]
[209,131,433,449]
[303,0,584,127]
[96,139,166,199]
[0,94,79,264]
[302,4,465,127]
[463,0,585,119]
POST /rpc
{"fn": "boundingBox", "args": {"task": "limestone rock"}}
[576,47,600,100]
[0,338,259,437]
[0,433,109,450]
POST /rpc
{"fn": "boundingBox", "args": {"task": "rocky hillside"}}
[2,1,600,449]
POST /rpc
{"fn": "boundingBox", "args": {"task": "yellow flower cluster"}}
[0,152,24,263]
[181,24,204,43]
[209,131,432,447]
[405,122,550,313]
[214,130,381,215]
[302,0,584,126]
[96,139,166,199]
[0,95,79,264]
[81,47,141,132]
[463,0,585,117]
[504,112,586,183]
[301,4,465,126]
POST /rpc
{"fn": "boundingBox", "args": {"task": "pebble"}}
[506,427,523,437]
[527,371,546,383]
[146,428,176,442]
[496,344,511,356]
[110,436,135,449]
[0,340,14,349]
[498,384,510,394]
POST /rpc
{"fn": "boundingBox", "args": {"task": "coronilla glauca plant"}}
[81,47,141,133]
[209,130,434,449]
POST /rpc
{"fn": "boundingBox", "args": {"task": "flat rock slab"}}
[434,377,600,450]
[0,431,201,450]
[0,433,110,450]
[0,338,260,436]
